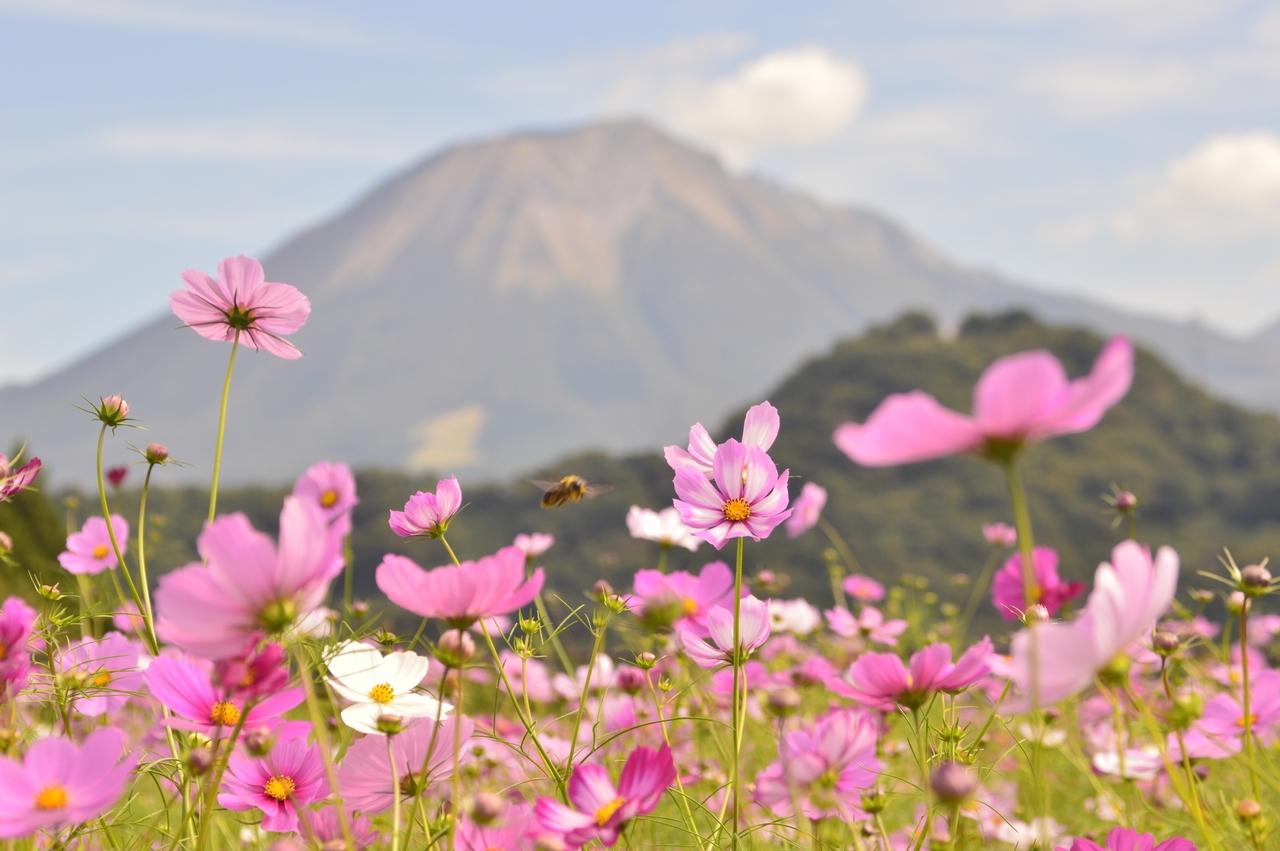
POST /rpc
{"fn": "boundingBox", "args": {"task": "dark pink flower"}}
[992,547,1084,622]
[755,707,882,820]
[219,738,329,833]
[388,477,462,539]
[677,596,772,670]
[834,336,1133,466]
[105,466,128,488]
[212,638,291,702]
[377,545,544,630]
[536,744,677,848]
[785,482,827,538]
[842,575,885,603]
[0,727,137,838]
[629,560,736,633]
[455,802,540,851]
[0,455,41,503]
[292,461,357,523]
[57,515,128,576]
[170,255,310,359]
[665,401,779,476]
[672,440,792,549]
[143,652,304,737]
[1055,826,1196,851]
[337,716,473,815]
[0,597,35,697]
[828,637,993,711]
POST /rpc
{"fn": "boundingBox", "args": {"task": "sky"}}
[3,0,1280,385]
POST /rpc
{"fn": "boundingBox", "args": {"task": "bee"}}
[531,475,614,508]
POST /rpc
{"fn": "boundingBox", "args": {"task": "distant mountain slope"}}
[2,120,1276,487]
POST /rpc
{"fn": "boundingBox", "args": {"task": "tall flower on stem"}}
[672,440,792,549]
[828,638,993,712]
[388,477,462,540]
[677,596,771,669]
[535,744,677,848]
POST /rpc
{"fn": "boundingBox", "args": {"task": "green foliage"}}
[0,464,67,600]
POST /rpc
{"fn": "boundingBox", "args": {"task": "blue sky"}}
[4,0,1280,384]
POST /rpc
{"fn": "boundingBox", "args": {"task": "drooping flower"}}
[1009,541,1178,708]
[834,336,1133,466]
[326,640,450,734]
[292,461,357,523]
[785,482,827,538]
[143,653,305,737]
[1055,826,1196,851]
[455,802,540,851]
[337,715,473,815]
[154,496,343,658]
[828,637,993,711]
[57,515,129,575]
[376,546,544,630]
[825,606,908,646]
[513,532,555,560]
[535,744,677,848]
[0,727,137,839]
[755,707,882,820]
[170,254,311,359]
[672,440,792,549]
[677,596,772,670]
[388,477,462,539]
[626,506,701,551]
[305,807,380,850]
[665,400,779,476]
[992,547,1084,621]
[56,633,142,716]
[982,522,1017,548]
[629,560,736,633]
[219,738,329,833]
[0,455,41,503]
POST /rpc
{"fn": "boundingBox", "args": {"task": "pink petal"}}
[712,440,746,501]
[1033,336,1133,438]
[741,402,779,451]
[971,349,1069,438]
[834,391,983,467]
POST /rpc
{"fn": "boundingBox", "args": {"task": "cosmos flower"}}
[0,455,41,503]
[219,738,329,833]
[755,707,882,821]
[337,715,473,815]
[535,744,676,848]
[677,596,772,670]
[629,560,736,634]
[828,637,993,711]
[843,575,885,603]
[785,482,827,538]
[292,461,357,523]
[454,803,540,851]
[1054,827,1196,851]
[513,532,555,560]
[325,640,450,734]
[57,515,129,576]
[388,477,462,539]
[55,633,142,717]
[665,400,779,477]
[626,505,701,551]
[825,606,908,646]
[376,545,544,629]
[768,598,822,637]
[834,336,1133,466]
[992,547,1084,621]
[305,808,380,850]
[105,466,128,488]
[983,522,1017,548]
[0,597,36,697]
[672,440,792,549]
[170,254,311,359]
[143,653,305,737]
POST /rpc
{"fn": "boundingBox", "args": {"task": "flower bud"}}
[95,394,130,427]
[188,746,213,775]
[520,615,542,634]
[471,790,508,824]
[757,569,777,585]
[0,532,11,553]
[766,687,802,717]
[1152,631,1180,656]
[351,601,370,616]
[860,787,888,814]
[1228,591,1251,615]
[39,584,61,600]
[931,762,980,802]
[376,714,404,735]
[1242,564,1272,594]
[436,629,476,668]
[658,676,674,692]
[1113,491,1137,511]
[243,726,274,756]
[1023,604,1049,625]
[634,652,657,669]
[1190,588,1215,603]
[145,443,170,463]
[615,666,647,694]
[604,594,629,614]
[1238,799,1263,820]
[593,580,613,600]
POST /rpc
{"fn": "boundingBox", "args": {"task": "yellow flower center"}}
[0,642,8,661]
[210,700,241,726]
[905,673,914,689]
[369,683,395,704]
[1238,713,1256,728]
[723,499,751,522]
[682,598,698,615]
[595,796,627,826]
[263,775,296,801]
[35,785,68,810]
[92,671,112,687]
[320,489,339,508]
[92,544,109,559]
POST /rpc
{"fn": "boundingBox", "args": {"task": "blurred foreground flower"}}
[0,728,136,839]
[785,482,827,538]
[377,545,543,629]
[993,547,1084,621]
[626,505,701,551]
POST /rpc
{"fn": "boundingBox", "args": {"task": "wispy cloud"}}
[97,121,416,164]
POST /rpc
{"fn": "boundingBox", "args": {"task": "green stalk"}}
[292,646,355,851]
[95,424,158,654]
[657,545,669,575]
[192,709,250,851]
[1001,461,1040,607]
[136,463,158,629]
[956,549,1000,646]
[389,735,403,851]
[730,536,744,850]
[566,609,611,770]
[1241,604,1262,802]
[207,332,240,523]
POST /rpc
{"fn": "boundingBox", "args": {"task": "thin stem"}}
[136,463,158,628]
[192,710,250,851]
[208,332,240,524]
[566,609,610,770]
[818,517,862,575]
[389,735,403,851]
[477,620,559,788]
[657,545,668,575]
[95,424,158,654]
[913,708,933,848]
[292,646,355,850]
[450,673,466,830]
[1126,512,1136,541]
[1002,461,1040,716]
[957,549,1000,645]
[646,675,703,851]
[730,536,744,850]
[342,535,354,614]
[438,534,461,566]
[1241,604,1261,802]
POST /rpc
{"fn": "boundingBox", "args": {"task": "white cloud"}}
[97,122,415,164]
[1018,56,1198,120]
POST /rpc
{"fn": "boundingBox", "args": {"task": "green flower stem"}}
[192,708,250,851]
[818,517,863,577]
[730,536,744,850]
[75,574,93,640]
[450,672,466,831]
[389,735,403,851]
[136,463,158,630]
[566,608,611,770]
[439,534,461,566]
[913,708,933,851]
[342,535,355,614]
[292,646,355,851]
[207,332,240,524]
[646,675,704,851]
[1241,604,1262,802]
[477,620,560,790]
[656,545,669,575]
[95,424,158,654]
[956,549,1000,646]
[1001,461,1040,608]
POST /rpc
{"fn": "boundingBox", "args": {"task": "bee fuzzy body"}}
[532,475,614,508]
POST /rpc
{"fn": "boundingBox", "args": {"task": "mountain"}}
[3,119,1279,487]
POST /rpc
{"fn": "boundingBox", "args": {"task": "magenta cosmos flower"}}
[785,482,827,538]
[536,744,677,849]
[337,716,473,814]
[992,547,1084,622]
[292,460,357,523]
[843,575,885,603]
[629,560,735,633]
[665,400,779,476]
[143,652,304,737]
[834,336,1133,466]
[219,738,329,833]
[388,477,462,539]
[377,545,543,629]
[672,440,792,549]
[677,596,772,670]
[306,807,379,850]
[57,515,129,575]
[0,727,137,839]
[825,606,907,646]
[828,637,993,711]
[1055,827,1196,851]
[0,596,35,696]
[0,455,41,503]
[170,254,310,359]
[755,707,882,821]
[154,496,342,658]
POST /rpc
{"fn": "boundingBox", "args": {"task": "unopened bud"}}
[243,726,274,756]
[1237,799,1263,820]
[1242,564,1272,593]
[1152,631,1180,656]
[471,790,508,824]
[634,652,657,669]
[615,666,647,694]
[145,443,170,463]
[931,762,980,802]
[860,787,888,814]
[188,746,213,775]
[0,532,11,552]
[658,676,674,692]
[604,594,628,614]
[757,569,777,585]
[1190,588,1215,603]
[436,629,476,668]
[593,580,613,600]
[101,394,129,418]
[351,601,370,616]
[766,688,802,716]
[1113,491,1137,511]
[39,584,61,600]
[1023,604,1049,625]
[1228,591,1251,615]
[520,616,541,634]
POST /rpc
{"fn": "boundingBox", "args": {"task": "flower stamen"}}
[35,785,68,810]
[723,499,751,522]
[595,796,627,826]
[263,775,295,801]
[369,683,395,704]
[210,700,241,726]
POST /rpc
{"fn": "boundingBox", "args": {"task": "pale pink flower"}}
[1180,668,1280,759]
[305,808,379,850]
[755,707,882,821]
[626,506,701,551]
[0,727,137,839]
[768,598,822,636]
[154,497,343,658]
[513,532,555,560]
[992,547,1084,621]
[536,744,676,848]
[672,440,792,549]
[0,455,41,503]
[1055,827,1196,851]
[455,802,540,851]
[170,254,310,359]
[337,715,473,814]
[834,336,1133,466]
[498,651,555,703]
[825,606,908,646]
[378,545,543,629]
[219,738,329,833]
[57,515,129,575]
[982,522,1017,548]
[828,637,993,711]
[56,633,141,716]
[389,477,462,539]
[677,596,772,670]
[785,482,827,538]
[665,401,779,476]
[292,461,357,522]
[143,652,304,737]
[629,560,736,633]
[843,575,885,603]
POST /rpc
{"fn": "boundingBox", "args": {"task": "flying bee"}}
[531,475,614,508]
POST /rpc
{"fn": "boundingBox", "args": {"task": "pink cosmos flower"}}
[305,808,379,850]
[0,727,137,839]
[0,455,41,503]
[672,440,792,549]
[677,596,772,670]
[665,400,779,476]
[105,466,128,488]
[377,545,544,629]
[535,744,677,848]
[629,560,736,633]
[57,633,141,716]
[992,548,1084,621]
[0,597,35,697]
[154,496,342,658]
[828,637,993,711]
[388,477,462,539]
[982,522,1017,548]
[1180,668,1280,759]
[455,802,540,851]
[292,461,357,523]
[57,515,129,575]
[843,575,885,603]
[498,651,555,703]
[785,482,827,538]
[212,639,291,702]
[1055,827,1196,851]
[219,738,329,833]
[170,254,311,359]
[834,336,1133,466]
[1010,541,1178,708]
[825,606,908,646]
[755,707,882,821]
[626,506,701,551]
[143,652,305,737]
[337,716,473,814]
[513,532,555,560]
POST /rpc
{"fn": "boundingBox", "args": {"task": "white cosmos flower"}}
[626,506,701,551]
[326,641,451,735]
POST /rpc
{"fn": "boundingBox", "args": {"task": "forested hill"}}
[9,312,1280,621]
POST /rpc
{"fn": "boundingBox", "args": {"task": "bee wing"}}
[582,483,614,498]
[529,479,562,493]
